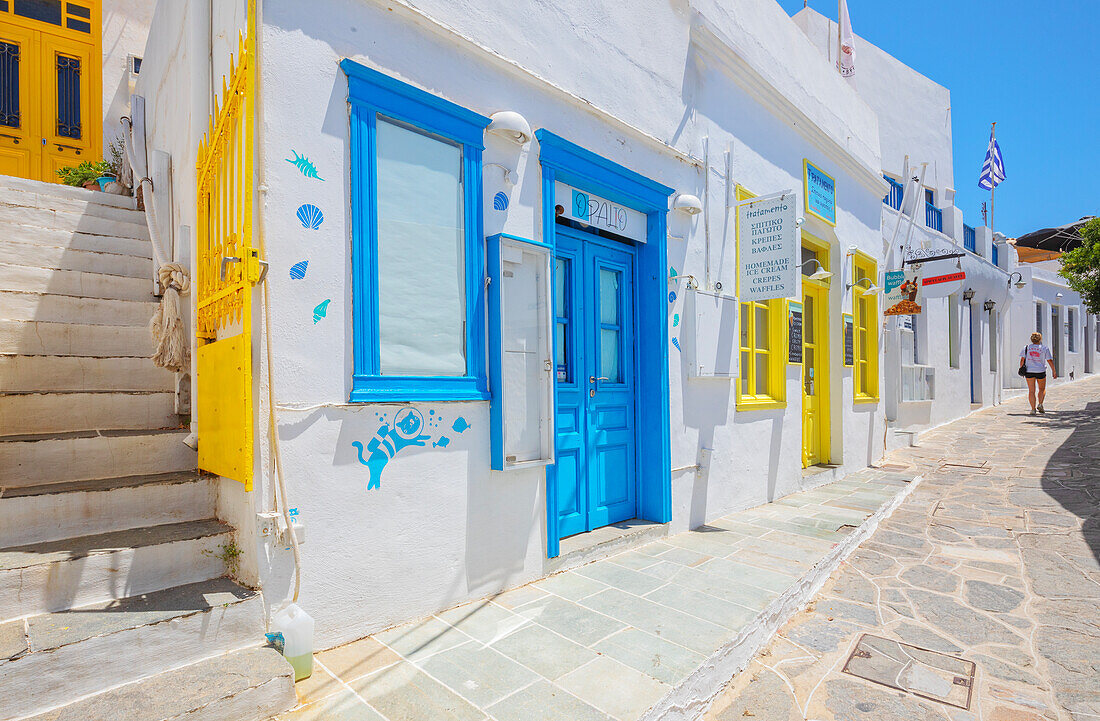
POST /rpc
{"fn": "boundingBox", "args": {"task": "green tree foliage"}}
[1060,218,1100,315]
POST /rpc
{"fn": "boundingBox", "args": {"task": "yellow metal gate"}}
[196,31,264,490]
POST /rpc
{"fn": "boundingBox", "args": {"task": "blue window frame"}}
[342,59,491,402]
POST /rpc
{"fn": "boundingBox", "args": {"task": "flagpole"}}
[837,0,842,73]
[990,122,996,236]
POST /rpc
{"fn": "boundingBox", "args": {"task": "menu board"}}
[788,302,803,364]
[843,314,854,366]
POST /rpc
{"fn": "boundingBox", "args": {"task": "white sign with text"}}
[737,192,800,301]
[554,181,647,243]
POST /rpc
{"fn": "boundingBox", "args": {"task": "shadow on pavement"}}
[1039,400,1100,566]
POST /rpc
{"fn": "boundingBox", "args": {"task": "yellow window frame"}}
[735,184,786,410]
[851,251,879,402]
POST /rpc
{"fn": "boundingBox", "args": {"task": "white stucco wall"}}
[793,8,953,199]
[137,0,894,649]
[101,0,154,154]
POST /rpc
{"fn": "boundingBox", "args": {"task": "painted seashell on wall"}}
[289,260,308,279]
[313,299,331,324]
[493,192,509,212]
[297,204,324,230]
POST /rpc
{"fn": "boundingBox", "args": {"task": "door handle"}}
[220,256,241,281]
[589,376,610,383]
[0,133,20,144]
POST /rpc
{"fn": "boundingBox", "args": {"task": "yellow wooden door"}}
[196,31,260,490]
[801,282,830,466]
[0,0,100,183]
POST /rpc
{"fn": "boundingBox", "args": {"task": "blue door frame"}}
[553,228,638,539]
[536,130,674,558]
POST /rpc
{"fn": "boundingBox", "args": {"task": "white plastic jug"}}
[270,603,314,681]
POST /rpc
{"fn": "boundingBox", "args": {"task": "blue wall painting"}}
[290,260,309,280]
[668,291,676,304]
[297,204,324,230]
[286,151,324,181]
[493,192,509,211]
[671,337,681,352]
[313,299,331,323]
[352,408,471,490]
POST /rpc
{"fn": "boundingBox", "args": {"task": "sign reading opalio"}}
[737,191,800,302]
[554,181,647,243]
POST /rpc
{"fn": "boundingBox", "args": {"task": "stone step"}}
[0,290,156,326]
[1,224,152,258]
[0,356,173,392]
[0,582,294,721]
[0,264,156,302]
[0,519,232,621]
[0,320,153,357]
[0,175,138,210]
[0,185,145,224]
[0,205,150,241]
[16,646,295,721]
[0,391,180,436]
[0,239,153,278]
[0,429,196,487]
[0,472,214,547]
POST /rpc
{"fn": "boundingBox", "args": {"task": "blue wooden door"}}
[554,229,637,538]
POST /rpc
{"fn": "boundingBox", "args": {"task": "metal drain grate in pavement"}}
[842,634,976,710]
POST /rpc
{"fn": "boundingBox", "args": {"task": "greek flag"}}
[978,129,1005,190]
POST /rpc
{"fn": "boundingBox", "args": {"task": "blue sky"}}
[776,0,1098,238]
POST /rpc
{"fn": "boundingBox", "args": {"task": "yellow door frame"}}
[801,233,831,467]
[0,1,102,182]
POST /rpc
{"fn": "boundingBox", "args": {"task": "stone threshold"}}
[275,466,922,721]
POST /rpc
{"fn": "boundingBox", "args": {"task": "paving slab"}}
[273,453,920,720]
[704,375,1100,721]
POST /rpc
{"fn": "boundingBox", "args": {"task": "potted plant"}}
[56,160,113,190]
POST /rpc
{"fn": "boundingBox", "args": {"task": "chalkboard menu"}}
[843,314,854,366]
[788,302,803,364]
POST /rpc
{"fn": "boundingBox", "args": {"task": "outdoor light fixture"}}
[984,300,996,312]
[1008,271,1026,289]
[1056,292,1064,299]
[486,111,532,144]
[801,258,832,281]
[673,193,703,215]
[962,288,975,301]
[846,277,881,295]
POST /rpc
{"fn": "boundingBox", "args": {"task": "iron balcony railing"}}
[925,202,942,232]
[963,224,976,253]
[883,175,904,211]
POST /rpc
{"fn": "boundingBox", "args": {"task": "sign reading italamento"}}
[737,192,800,302]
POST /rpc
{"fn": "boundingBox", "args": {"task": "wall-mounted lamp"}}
[486,111,532,145]
[801,258,832,281]
[962,288,975,301]
[1056,292,1064,299]
[1007,271,1026,289]
[846,277,881,295]
[984,300,996,312]
[673,194,703,215]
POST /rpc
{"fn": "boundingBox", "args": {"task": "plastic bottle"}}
[270,603,314,681]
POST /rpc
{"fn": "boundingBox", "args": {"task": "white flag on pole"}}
[838,0,855,79]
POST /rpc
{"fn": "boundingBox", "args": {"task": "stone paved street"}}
[705,376,1100,721]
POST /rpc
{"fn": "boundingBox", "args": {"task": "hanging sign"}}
[803,160,836,226]
[883,268,923,316]
[554,181,647,243]
[788,301,803,364]
[843,313,854,366]
[905,247,965,298]
[737,191,800,302]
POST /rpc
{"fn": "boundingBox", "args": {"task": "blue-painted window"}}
[992,242,1000,267]
[343,59,491,402]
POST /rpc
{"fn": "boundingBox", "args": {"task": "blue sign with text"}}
[803,161,836,226]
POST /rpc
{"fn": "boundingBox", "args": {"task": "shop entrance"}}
[553,226,637,538]
[0,1,100,183]
[801,240,830,467]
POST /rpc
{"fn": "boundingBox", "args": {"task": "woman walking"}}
[1019,332,1057,415]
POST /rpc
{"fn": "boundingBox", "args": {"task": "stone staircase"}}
[0,177,294,721]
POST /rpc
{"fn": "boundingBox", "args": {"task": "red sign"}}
[922,271,965,286]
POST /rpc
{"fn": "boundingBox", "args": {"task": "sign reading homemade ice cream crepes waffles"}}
[737,191,800,302]
[883,268,923,316]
